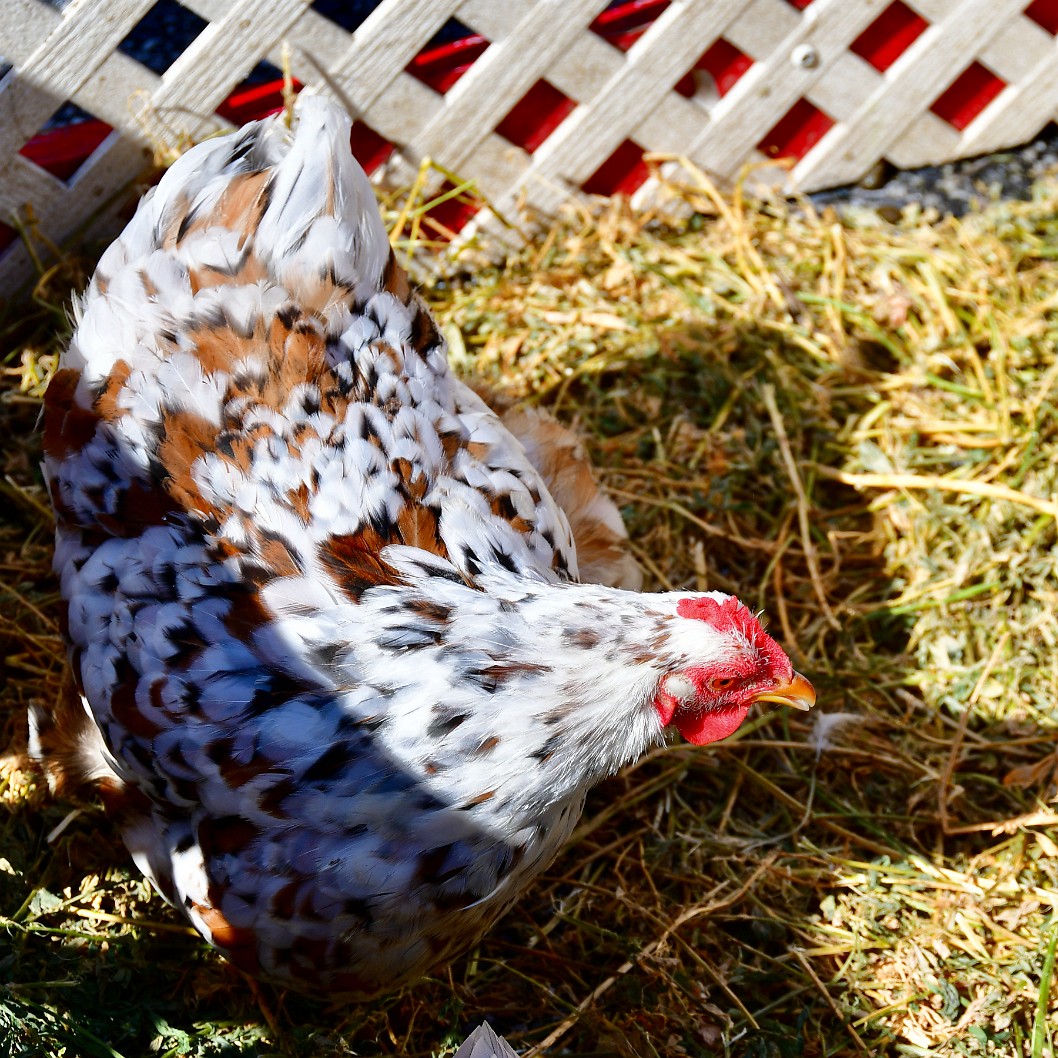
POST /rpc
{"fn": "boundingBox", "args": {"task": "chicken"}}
[34,94,815,997]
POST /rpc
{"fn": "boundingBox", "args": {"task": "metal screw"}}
[791,44,820,69]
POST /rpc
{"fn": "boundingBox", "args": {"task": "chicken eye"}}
[709,677,736,692]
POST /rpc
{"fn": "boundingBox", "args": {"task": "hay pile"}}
[2,165,1058,1057]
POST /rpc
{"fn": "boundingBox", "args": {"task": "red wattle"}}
[674,703,750,745]
[654,693,677,727]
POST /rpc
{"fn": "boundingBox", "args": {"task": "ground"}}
[1,168,1058,1057]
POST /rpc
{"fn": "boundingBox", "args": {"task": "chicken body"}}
[38,96,812,995]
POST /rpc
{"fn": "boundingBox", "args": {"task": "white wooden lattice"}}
[1,0,1057,295]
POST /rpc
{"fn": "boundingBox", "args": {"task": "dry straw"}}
[2,151,1058,1056]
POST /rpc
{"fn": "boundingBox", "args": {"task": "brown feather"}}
[466,386,642,590]
[320,530,402,600]
[42,369,99,459]
[381,247,412,302]
[396,504,441,551]
[155,409,219,517]
[188,323,261,375]
[28,671,105,797]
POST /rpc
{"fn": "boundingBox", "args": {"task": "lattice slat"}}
[2,0,1058,296]
[414,1,601,169]
[810,0,1027,183]
[334,0,464,112]
[961,49,1058,156]
[156,0,309,121]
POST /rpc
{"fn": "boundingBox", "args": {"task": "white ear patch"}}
[662,674,697,702]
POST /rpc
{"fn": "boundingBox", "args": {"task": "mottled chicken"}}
[35,95,814,996]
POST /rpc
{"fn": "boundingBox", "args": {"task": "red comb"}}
[677,596,792,676]
[677,595,754,632]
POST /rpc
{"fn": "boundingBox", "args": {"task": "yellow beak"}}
[752,671,815,711]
